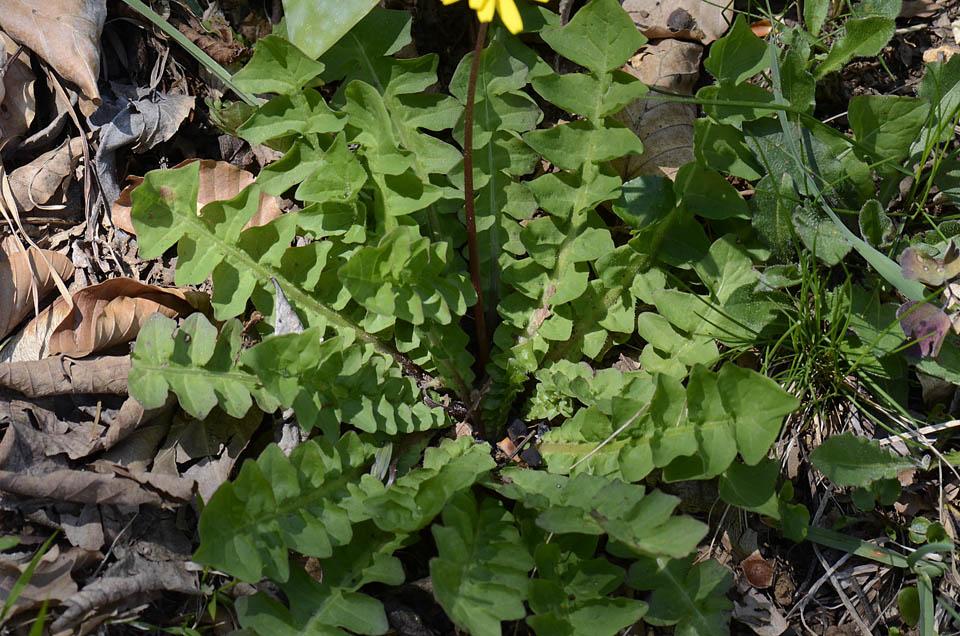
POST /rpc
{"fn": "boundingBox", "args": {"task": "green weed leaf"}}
[129,313,272,419]
[810,432,917,487]
[627,555,733,636]
[430,491,534,636]
[704,16,769,86]
[231,35,326,96]
[282,0,378,59]
[814,16,896,79]
[540,0,646,73]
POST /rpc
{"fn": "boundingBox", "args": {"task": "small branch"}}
[463,22,490,374]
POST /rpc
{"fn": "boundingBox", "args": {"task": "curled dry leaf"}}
[622,0,732,44]
[1,32,37,145]
[741,550,775,588]
[176,14,246,66]
[112,158,283,234]
[0,543,80,620]
[7,137,84,212]
[0,0,106,115]
[0,237,74,340]
[0,355,130,397]
[0,278,208,362]
[616,39,701,180]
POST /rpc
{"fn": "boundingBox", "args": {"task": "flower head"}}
[442,0,547,34]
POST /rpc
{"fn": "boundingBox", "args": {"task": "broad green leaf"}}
[524,119,643,171]
[232,35,326,96]
[718,364,800,465]
[675,162,750,219]
[612,175,676,229]
[627,556,733,636]
[295,136,368,203]
[430,492,534,636]
[814,16,896,79]
[804,0,829,35]
[704,16,769,86]
[540,0,646,72]
[237,88,346,146]
[319,8,413,94]
[848,95,930,161]
[283,0,378,59]
[810,432,917,487]
[858,199,894,247]
[792,202,852,266]
[719,458,780,517]
[532,69,647,122]
[338,226,475,326]
[693,119,763,180]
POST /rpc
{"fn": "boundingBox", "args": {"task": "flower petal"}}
[475,0,496,22]
[496,0,523,33]
[440,0,461,5]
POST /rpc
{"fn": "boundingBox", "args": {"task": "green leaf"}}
[195,434,374,583]
[282,0,378,59]
[704,16,769,86]
[295,136,369,204]
[814,16,896,79]
[489,469,706,558]
[338,226,475,326]
[129,313,269,419]
[524,119,643,171]
[693,119,763,180]
[526,544,646,636]
[848,95,930,161]
[613,176,675,230]
[430,492,534,636]
[318,8,413,95]
[627,556,733,636]
[810,432,917,487]
[237,89,346,146]
[532,70,647,123]
[242,333,445,436]
[540,0,646,72]
[858,199,894,247]
[804,0,829,35]
[792,202,852,266]
[719,458,780,517]
[675,162,750,219]
[232,35,326,96]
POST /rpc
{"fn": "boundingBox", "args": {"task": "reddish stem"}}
[463,22,490,373]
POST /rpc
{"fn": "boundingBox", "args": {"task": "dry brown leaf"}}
[741,550,775,588]
[0,355,129,397]
[0,543,79,619]
[616,39,702,180]
[0,278,208,362]
[0,237,74,340]
[750,19,772,38]
[176,15,246,66]
[0,0,105,115]
[623,0,732,44]
[111,158,283,234]
[901,0,940,18]
[923,45,960,63]
[8,137,84,212]
[1,32,37,144]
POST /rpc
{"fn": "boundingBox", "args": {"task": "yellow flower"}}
[442,0,547,34]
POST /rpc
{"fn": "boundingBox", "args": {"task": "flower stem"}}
[463,22,490,373]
